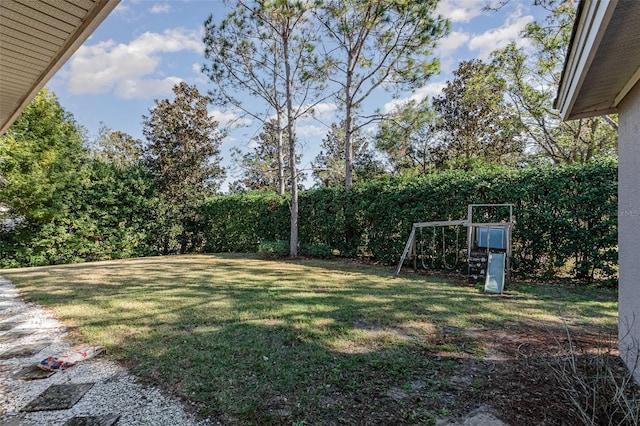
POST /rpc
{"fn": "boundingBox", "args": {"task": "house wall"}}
[618,80,640,382]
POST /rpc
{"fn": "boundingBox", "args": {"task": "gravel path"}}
[0,276,210,425]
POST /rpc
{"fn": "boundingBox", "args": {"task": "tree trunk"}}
[180,229,188,254]
[283,27,298,258]
[275,48,285,197]
[163,234,169,255]
[345,117,353,190]
[344,60,354,191]
[290,159,298,258]
[344,73,354,250]
[277,124,285,196]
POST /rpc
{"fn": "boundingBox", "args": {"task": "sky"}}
[47,0,551,191]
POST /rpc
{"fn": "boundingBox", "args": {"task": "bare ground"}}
[428,321,633,425]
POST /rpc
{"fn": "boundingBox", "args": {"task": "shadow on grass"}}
[2,254,619,425]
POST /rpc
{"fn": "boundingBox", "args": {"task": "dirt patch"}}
[279,319,628,425]
[266,322,624,425]
[444,323,624,425]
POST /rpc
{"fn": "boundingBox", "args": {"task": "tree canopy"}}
[142,82,225,253]
[229,119,299,193]
[375,99,441,175]
[0,88,86,222]
[432,59,524,170]
[94,124,145,167]
[316,0,448,188]
[491,3,617,164]
[219,2,612,186]
[313,121,383,187]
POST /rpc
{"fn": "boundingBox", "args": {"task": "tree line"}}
[205,2,616,256]
[0,1,617,266]
[226,2,616,186]
[0,83,222,264]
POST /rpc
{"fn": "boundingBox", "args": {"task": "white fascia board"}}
[556,0,618,121]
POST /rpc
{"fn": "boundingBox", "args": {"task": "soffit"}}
[0,0,119,134]
[557,0,640,120]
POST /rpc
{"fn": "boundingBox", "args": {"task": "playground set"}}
[395,204,514,294]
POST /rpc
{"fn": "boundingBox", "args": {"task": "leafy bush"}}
[299,243,334,259]
[258,240,289,259]
[0,159,159,267]
[202,192,289,253]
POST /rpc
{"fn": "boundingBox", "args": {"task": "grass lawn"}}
[2,254,618,425]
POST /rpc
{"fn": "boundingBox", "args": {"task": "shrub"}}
[0,160,159,267]
[202,192,289,253]
[299,243,334,259]
[2,160,617,284]
[258,240,289,259]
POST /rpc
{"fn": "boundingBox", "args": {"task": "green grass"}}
[1,254,618,424]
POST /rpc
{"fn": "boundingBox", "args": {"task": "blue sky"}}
[47,0,550,190]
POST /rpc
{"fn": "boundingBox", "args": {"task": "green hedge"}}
[0,160,159,268]
[202,160,617,281]
[202,192,290,252]
[3,160,616,282]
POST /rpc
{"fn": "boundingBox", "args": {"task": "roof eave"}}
[554,0,618,121]
[0,0,121,135]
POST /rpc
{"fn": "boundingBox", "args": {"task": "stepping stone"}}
[0,329,34,343]
[0,341,51,359]
[0,321,22,331]
[22,383,94,412]
[12,365,56,380]
[64,414,120,426]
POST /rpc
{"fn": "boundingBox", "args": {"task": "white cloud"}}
[150,3,172,14]
[436,30,471,54]
[112,2,131,16]
[384,81,447,113]
[311,102,337,117]
[436,0,485,23]
[297,124,327,138]
[467,12,534,60]
[263,102,337,124]
[111,2,141,23]
[208,109,253,129]
[67,28,203,99]
[438,57,459,75]
[413,82,447,100]
[299,102,337,120]
[116,76,183,99]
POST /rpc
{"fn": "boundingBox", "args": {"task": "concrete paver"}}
[22,383,95,412]
[0,342,51,360]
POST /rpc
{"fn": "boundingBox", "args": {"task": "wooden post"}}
[412,235,417,272]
